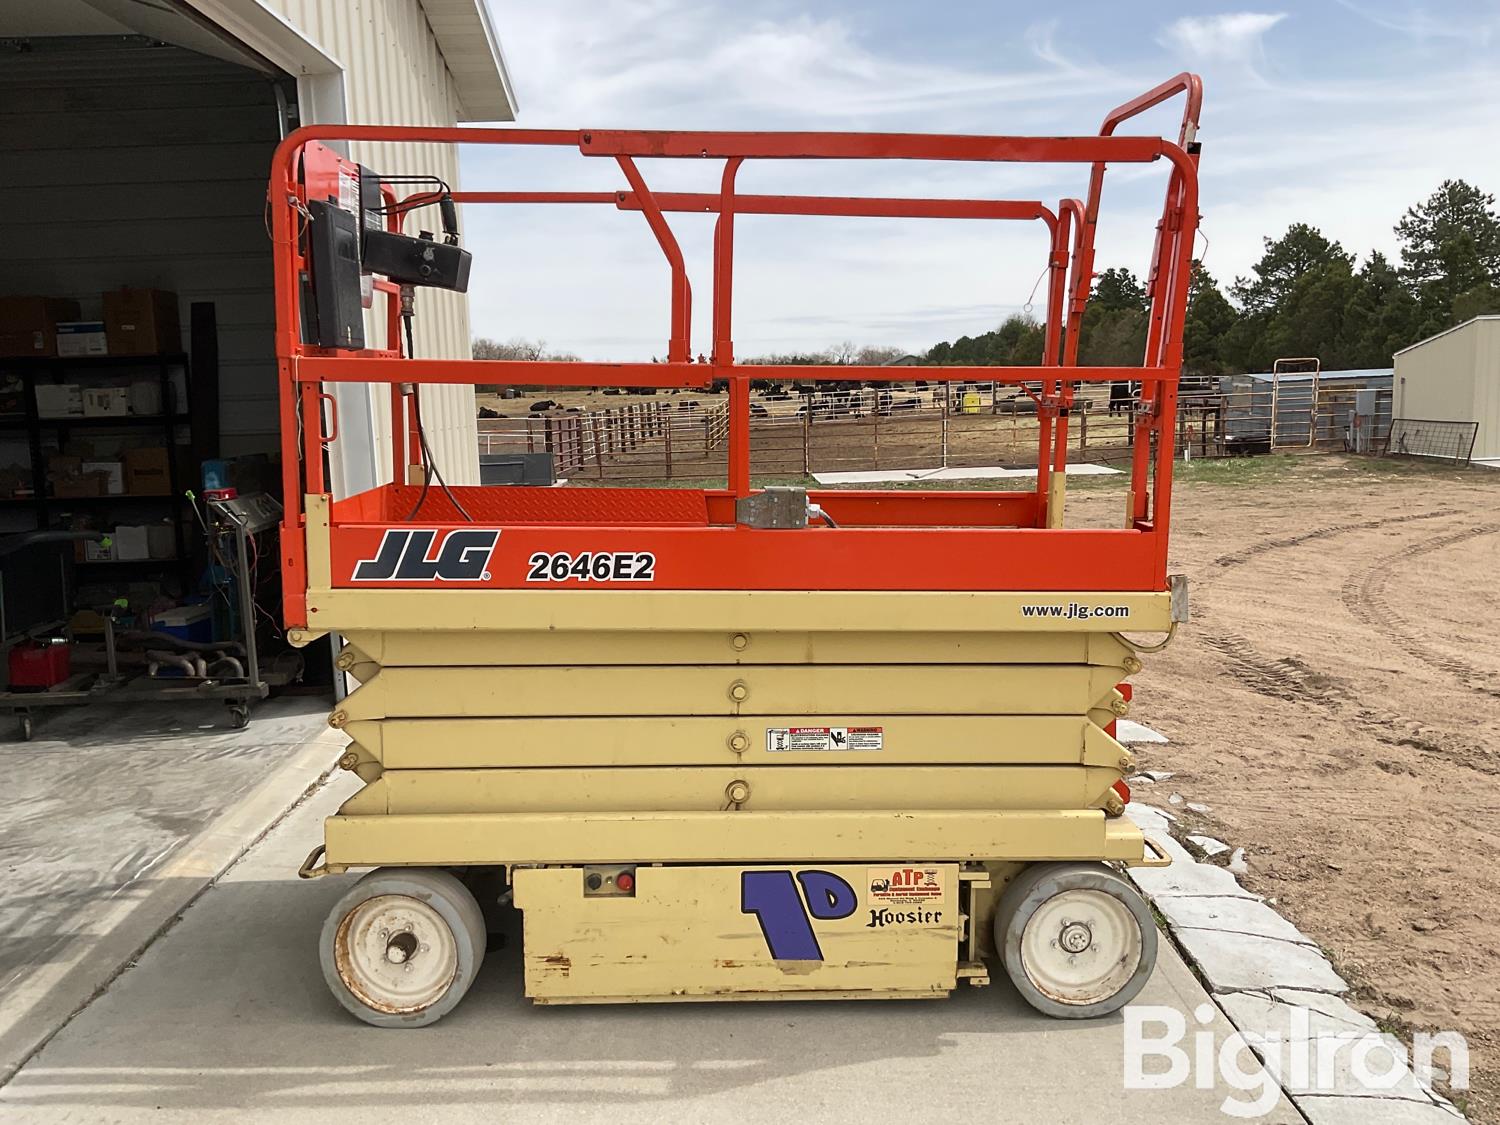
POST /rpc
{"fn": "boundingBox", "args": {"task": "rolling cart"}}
[1,528,269,739]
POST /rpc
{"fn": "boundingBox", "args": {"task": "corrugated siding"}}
[0,43,282,455]
[263,0,479,485]
[1471,321,1500,460]
[1393,321,1480,440]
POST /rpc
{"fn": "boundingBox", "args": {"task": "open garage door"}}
[0,35,287,462]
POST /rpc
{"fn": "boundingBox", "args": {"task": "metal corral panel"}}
[1395,316,1500,461]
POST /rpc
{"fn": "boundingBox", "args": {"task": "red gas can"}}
[8,640,71,690]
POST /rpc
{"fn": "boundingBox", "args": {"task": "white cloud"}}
[1158,12,1287,67]
[490,1,1130,127]
[1333,0,1495,44]
[463,2,1500,360]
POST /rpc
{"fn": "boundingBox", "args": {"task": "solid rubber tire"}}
[993,860,1157,1019]
[319,866,487,1028]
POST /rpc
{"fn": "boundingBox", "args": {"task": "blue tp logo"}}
[740,869,857,960]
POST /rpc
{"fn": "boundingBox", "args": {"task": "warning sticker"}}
[765,726,883,752]
[338,165,361,215]
[866,866,945,905]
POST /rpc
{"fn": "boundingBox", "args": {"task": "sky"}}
[460,0,1500,360]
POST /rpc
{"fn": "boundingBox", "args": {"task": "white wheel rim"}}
[334,894,460,1014]
[1019,888,1142,1006]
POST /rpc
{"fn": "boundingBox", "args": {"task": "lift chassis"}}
[275,75,1203,1025]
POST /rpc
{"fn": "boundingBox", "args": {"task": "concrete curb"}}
[1127,802,1467,1123]
[0,731,338,1087]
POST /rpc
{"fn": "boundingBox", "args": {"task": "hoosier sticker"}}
[765,726,883,752]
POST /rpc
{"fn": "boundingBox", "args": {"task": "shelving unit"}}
[0,352,194,589]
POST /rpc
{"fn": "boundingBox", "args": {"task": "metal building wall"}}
[1471,319,1500,460]
[1393,317,1499,459]
[264,0,482,487]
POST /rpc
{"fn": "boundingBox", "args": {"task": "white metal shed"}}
[1393,316,1500,463]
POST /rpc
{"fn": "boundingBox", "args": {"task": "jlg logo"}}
[350,529,500,582]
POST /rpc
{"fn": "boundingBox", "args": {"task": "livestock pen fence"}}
[479,401,729,479]
[474,373,1397,483]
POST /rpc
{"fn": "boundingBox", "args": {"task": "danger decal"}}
[765,726,883,752]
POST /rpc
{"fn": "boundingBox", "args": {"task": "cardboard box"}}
[102,288,180,356]
[113,525,151,561]
[0,296,81,357]
[53,471,107,499]
[35,383,83,417]
[81,387,130,416]
[56,321,108,357]
[46,454,82,484]
[123,447,171,494]
[82,460,124,495]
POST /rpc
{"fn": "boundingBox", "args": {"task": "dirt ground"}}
[1064,454,1500,1121]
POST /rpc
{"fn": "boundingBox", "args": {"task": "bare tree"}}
[472,336,549,360]
[855,344,909,366]
[829,339,858,364]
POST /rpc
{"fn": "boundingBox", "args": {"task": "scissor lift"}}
[278,75,1202,1026]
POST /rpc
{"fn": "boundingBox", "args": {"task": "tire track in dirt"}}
[1341,522,1500,700]
[1211,509,1460,570]
[1198,508,1459,707]
[1199,632,1348,705]
[1197,508,1493,768]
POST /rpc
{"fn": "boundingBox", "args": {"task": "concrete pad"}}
[1220,991,1375,1040]
[1170,929,1348,994]
[0,697,339,1084]
[1125,804,1175,836]
[1268,990,1379,1030]
[1186,835,1230,858]
[1157,896,1315,945]
[811,468,924,484]
[0,777,1302,1124]
[1274,1036,1433,1102]
[811,463,1122,485]
[1296,1098,1462,1124]
[1115,719,1169,744]
[1130,855,1259,900]
[918,464,1122,481]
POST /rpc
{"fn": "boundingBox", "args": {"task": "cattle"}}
[1108,381,1135,416]
[529,399,558,412]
